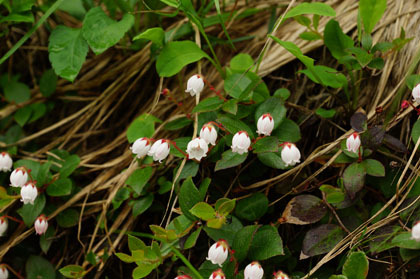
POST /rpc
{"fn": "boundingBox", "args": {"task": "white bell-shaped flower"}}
[131,137,151,158]
[231,131,251,154]
[346,132,361,153]
[186,138,208,161]
[281,143,301,167]
[10,167,28,187]
[273,271,289,279]
[147,139,170,162]
[20,182,38,205]
[0,152,12,172]
[34,215,48,235]
[256,113,274,136]
[206,239,229,267]
[185,74,205,97]
[244,262,264,279]
[0,217,7,237]
[0,265,8,279]
[412,83,420,103]
[209,269,225,279]
[412,221,420,242]
[200,123,218,146]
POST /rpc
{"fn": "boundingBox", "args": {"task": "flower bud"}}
[273,270,289,279]
[209,269,225,279]
[200,123,218,145]
[130,137,151,158]
[0,217,7,237]
[20,182,38,205]
[10,167,28,187]
[34,215,48,235]
[256,113,274,136]
[281,143,301,167]
[412,221,420,242]
[175,276,192,279]
[147,139,170,162]
[185,75,205,97]
[0,152,12,172]
[186,138,208,161]
[231,131,251,155]
[206,239,229,267]
[0,265,8,279]
[412,83,420,103]
[346,132,361,153]
[244,262,264,279]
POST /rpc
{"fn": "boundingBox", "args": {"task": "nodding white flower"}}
[206,239,229,267]
[200,123,218,146]
[185,74,205,97]
[412,83,420,103]
[34,215,48,235]
[186,138,208,161]
[130,137,152,158]
[411,221,420,242]
[231,131,251,155]
[0,217,7,237]
[256,113,274,136]
[281,143,301,167]
[0,265,8,279]
[244,262,264,279]
[209,269,225,279]
[147,139,170,162]
[175,276,192,279]
[273,271,289,279]
[20,182,38,205]
[0,152,12,172]
[10,167,28,187]
[346,132,361,153]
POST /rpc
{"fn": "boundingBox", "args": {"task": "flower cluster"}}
[0,264,8,279]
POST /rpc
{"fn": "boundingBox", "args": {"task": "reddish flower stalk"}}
[4,215,24,225]
[168,141,189,158]
[161,89,190,116]
[203,78,228,101]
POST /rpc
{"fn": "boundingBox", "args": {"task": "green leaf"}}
[316,108,336,118]
[184,227,202,249]
[39,69,57,97]
[46,178,72,196]
[216,198,236,216]
[26,255,56,279]
[257,151,287,169]
[164,117,192,131]
[192,97,224,113]
[60,154,80,178]
[17,194,46,226]
[222,99,238,115]
[302,224,345,258]
[215,150,247,171]
[253,136,279,153]
[14,106,32,127]
[224,72,269,102]
[190,202,216,220]
[0,12,34,23]
[343,162,366,199]
[126,167,153,195]
[128,234,147,251]
[285,2,336,18]
[49,26,89,82]
[179,177,202,221]
[57,208,79,228]
[300,65,348,88]
[218,115,255,138]
[406,75,420,90]
[232,225,259,262]
[235,193,268,221]
[59,0,86,19]
[156,41,209,77]
[400,248,420,262]
[12,0,35,12]
[204,216,243,244]
[40,226,55,254]
[248,225,284,260]
[272,118,301,142]
[392,232,420,249]
[299,31,322,41]
[324,19,353,60]
[28,103,47,123]
[230,53,254,72]
[361,159,385,177]
[59,265,85,278]
[126,114,159,143]
[320,185,345,204]
[359,0,387,34]
[342,252,369,279]
[255,97,286,129]
[133,27,165,46]
[132,194,154,217]
[281,195,327,225]
[411,118,420,144]
[4,80,31,104]
[82,7,134,54]
[273,88,290,101]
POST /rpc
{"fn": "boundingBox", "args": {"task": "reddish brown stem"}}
[169,141,189,158]
[5,215,24,225]
[3,264,25,279]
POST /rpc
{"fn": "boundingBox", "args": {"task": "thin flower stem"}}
[3,264,24,279]
[5,215,24,225]
[169,141,189,158]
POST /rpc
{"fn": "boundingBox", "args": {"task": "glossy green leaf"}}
[218,115,254,138]
[257,151,287,170]
[17,194,46,226]
[235,193,268,221]
[324,19,353,60]
[273,118,301,142]
[343,162,366,199]
[343,252,369,279]
[232,225,259,262]
[316,108,336,118]
[39,69,57,97]
[46,178,72,196]
[126,114,159,143]
[133,27,165,46]
[411,118,420,144]
[285,2,336,18]
[179,177,202,221]
[132,194,154,217]
[230,53,254,72]
[164,117,192,131]
[302,224,345,258]
[26,255,56,279]
[359,0,387,34]
[361,159,385,177]
[215,150,247,171]
[392,232,420,249]
[253,136,279,153]
[248,225,284,260]
[190,202,216,220]
[59,265,85,278]
[126,167,153,195]
[14,106,32,127]
[255,97,286,129]
[192,97,224,113]
[4,80,31,104]
[57,208,79,228]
